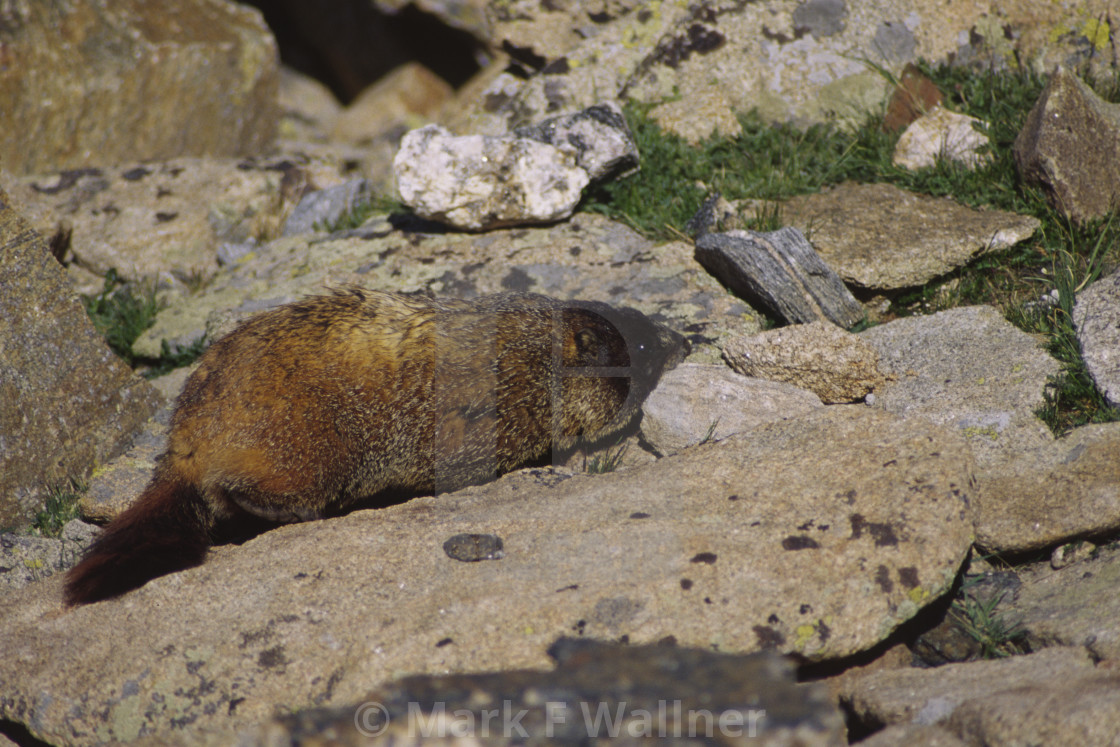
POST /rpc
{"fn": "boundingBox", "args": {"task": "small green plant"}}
[31,480,86,538]
[82,270,210,375]
[950,589,1027,659]
[586,442,628,474]
[82,269,162,365]
[699,419,720,445]
[319,195,405,232]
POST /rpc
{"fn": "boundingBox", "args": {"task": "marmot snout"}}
[65,288,688,604]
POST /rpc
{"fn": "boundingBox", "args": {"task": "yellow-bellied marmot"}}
[65,288,688,605]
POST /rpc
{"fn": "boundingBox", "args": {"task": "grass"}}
[581,62,1120,435]
[31,481,86,538]
[949,574,1028,659]
[81,270,206,376]
[585,442,628,474]
[318,195,404,232]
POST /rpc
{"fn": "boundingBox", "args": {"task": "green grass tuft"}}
[31,480,86,538]
[82,269,162,366]
[82,270,208,375]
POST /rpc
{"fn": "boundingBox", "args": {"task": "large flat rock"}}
[0,407,972,745]
[860,305,1059,469]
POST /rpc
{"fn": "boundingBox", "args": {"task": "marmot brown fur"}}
[65,288,688,605]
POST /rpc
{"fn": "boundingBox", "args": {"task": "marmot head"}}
[555,300,689,446]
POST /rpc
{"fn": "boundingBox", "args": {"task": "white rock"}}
[394,124,590,231]
[893,105,991,170]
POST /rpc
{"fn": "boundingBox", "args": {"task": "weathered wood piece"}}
[695,227,863,328]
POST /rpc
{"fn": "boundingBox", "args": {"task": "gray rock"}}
[843,647,1120,743]
[3,156,345,284]
[0,0,277,175]
[0,533,78,595]
[515,101,639,181]
[723,322,885,403]
[783,183,1040,290]
[80,404,171,523]
[245,638,845,746]
[639,363,823,454]
[1073,266,1120,407]
[394,124,590,231]
[131,213,759,364]
[282,178,373,236]
[1014,66,1120,224]
[1005,542,1120,662]
[0,407,973,745]
[860,305,1059,469]
[973,422,1120,553]
[0,190,163,528]
[792,0,848,39]
[694,227,863,327]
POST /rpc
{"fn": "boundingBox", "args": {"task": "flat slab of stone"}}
[783,183,1040,290]
[860,305,1059,469]
[843,647,1120,745]
[974,422,1120,553]
[1005,543,1120,662]
[640,363,823,454]
[0,407,972,745]
[1073,266,1120,408]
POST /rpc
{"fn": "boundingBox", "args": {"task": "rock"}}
[0,520,95,595]
[277,66,342,143]
[1004,541,1120,662]
[0,407,973,744]
[882,63,944,132]
[1014,66,1120,224]
[973,422,1120,553]
[130,213,759,364]
[2,156,345,284]
[282,178,373,236]
[245,638,845,746]
[457,0,1094,138]
[723,322,885,404]
[393,124,590,231]
[0,191,162,529]
[639,363,823,454]
[515,101,639,181]
[860,305,1059,468]
[0,0,277,175]
[893,106,991,170]
[843,648,1120,745]
[648,89,743,145]
[856,723,968,747]
[782,183,1040,290]
[694,227,864,328]
[1073,266,1120,408]
[332,63,453,147]
[80,406,172,523]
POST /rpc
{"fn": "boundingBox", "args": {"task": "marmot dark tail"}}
[64,475,210,606]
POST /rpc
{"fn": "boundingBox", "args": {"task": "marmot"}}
[65,288,688,605]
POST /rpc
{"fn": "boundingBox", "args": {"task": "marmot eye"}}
[576,328,601,357]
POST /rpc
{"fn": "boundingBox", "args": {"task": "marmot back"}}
[65,288,687,605]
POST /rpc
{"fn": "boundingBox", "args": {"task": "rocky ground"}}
[2,1,1120,746]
